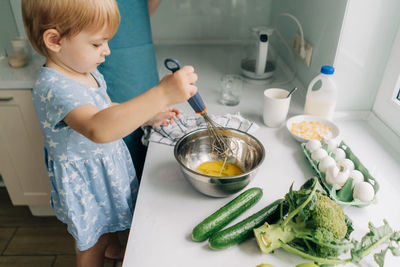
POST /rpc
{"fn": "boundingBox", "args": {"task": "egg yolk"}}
[196,161,243,177]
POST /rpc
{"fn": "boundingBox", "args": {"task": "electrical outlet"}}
[292,33,301,54]
[293,33,313,67]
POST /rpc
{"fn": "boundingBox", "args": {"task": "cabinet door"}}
[0,90,50,205]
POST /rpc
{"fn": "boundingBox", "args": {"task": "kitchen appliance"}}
[241,26,275,80]
[174,128,265,197]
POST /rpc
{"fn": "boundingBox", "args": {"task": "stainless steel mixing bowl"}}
[174,128,265,197]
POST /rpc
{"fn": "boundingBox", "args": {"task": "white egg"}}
[331,170,349,186]
[333,184,342,190]
[311,148,328,162]
[325,165,339,185]
[332,148,346,161]
[338,158,355,172]
[306,139,322,152]
[326,139,338,152]
[353,182,375,202]
[318,156,336,172]
[349,170,364,185]
[325,174,335,185]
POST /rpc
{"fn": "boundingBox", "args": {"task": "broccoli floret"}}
[311,193,347,240]
[253,178,400,266]
[306,193,350,257]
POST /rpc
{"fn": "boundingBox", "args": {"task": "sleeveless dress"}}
[32,67,139,251]
[98,0,159,179]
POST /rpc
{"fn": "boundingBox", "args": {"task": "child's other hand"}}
[145,106,181,127]
[159,65,198,105]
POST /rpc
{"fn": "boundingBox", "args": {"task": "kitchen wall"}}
[0,0,20,57]
[151,0,400,112]
[269,0,347,89]
[8,0,25,38]
[3,0,348,97]
[335,0,400,111]
[151,0,347,94]
[4,0,394,112]
[3,0,346,89]
[151,0,273,43]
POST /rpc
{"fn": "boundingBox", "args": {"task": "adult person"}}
[98,0,162,180]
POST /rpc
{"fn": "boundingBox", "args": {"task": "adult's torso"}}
[99,0,160,102]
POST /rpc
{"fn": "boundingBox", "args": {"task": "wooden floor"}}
[0,187,127,267]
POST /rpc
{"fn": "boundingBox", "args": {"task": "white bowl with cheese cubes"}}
[286,114,340,143]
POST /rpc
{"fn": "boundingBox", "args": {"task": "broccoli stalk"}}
[254,179,319,254]
[254,177,400,266]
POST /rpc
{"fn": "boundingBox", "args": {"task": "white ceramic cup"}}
[263,88,291,127]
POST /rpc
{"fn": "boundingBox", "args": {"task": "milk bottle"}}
[304,65,337,120]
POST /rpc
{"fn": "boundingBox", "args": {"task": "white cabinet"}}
[0,89,53,216]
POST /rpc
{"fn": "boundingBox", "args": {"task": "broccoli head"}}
[309,193,349,257]
[311,193,347,240]
[254,177,353,262]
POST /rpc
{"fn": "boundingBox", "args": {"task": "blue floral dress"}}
[32,67,139,251]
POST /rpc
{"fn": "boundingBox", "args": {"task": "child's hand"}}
[145,106,181,127]
[158,65,198,105]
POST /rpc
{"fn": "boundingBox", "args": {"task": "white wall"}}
[9,0,25,38]
[0,0,19,54]
[151,0,400,112]
[270,0,347,90]
[10,0,387,112]
[334,0,400,111]
[151,0,347,91]
[151,0,273,43]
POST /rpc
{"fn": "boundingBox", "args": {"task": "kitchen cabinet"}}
[0,89,52,216]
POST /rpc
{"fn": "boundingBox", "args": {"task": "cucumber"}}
[208,199,285,250]
[192,187,263,242]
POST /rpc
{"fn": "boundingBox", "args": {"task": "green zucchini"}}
[208,199,285,250]
[192,187,263,242]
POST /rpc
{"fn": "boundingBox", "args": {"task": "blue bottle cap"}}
[321,65,334,74]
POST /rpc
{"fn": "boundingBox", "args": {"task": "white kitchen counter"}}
[0,53,45,89]
[123,45,400,267]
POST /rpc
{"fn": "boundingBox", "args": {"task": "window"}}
[373,26,400,135]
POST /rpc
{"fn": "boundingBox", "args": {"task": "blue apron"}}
[98,0,159,179]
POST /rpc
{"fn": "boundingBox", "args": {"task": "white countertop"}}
[123,45,400,267]
[0,53,45,89]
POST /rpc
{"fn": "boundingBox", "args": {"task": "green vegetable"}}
[256,264,276,267]
[253,177,400,266]
[192,187,262,242]
[209,198,286,250]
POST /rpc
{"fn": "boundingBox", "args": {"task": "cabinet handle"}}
[0,97,13,102]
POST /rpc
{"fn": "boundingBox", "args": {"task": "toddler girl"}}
[22,0,197,266]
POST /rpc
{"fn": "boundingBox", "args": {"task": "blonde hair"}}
[22,0,120,56]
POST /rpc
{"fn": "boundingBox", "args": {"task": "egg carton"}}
[301,141,379,208]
